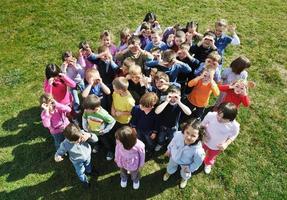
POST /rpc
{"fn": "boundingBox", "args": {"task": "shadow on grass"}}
[0,106,49,148]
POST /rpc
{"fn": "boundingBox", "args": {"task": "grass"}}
[0,0,286,199]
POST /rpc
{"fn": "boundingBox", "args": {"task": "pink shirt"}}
[41,101,71,134]
[43,74,76,105]
[201,112,240,150]
[115,139,145,171]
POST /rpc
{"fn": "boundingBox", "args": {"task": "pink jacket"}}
[43,74,76,105]
[41,101,71,134]
[115,139,145,171]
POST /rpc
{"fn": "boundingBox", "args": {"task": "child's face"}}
[167,92,180,105]
[215,25,226,37]
[113,86,126,96]
[205,58,218,69]
[183,128,199,145]
[155,78,168,90]
[142,29,151,38]
[177,49,187,60]
[233,82,246,95]
[86,73,100,85]
[120,65,129,75]
[151,33,161,45]
[174,36,185,46]
[139,104,154,114]
[151,50,161,60]
[202,36,214,47]
[216,112,230,123]
[129,42,141,54]
[102,36,111,47]
[187,26,197,34]
[130,73,141,84]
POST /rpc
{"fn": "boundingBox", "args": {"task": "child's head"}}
[39,93,55,112]
[83,94,101,112]
[78,41,91,56]
[186,21,199,33]
[143,12,157,24]
[154,71,169,91]
[177,43,190,60]
[120,27,131,44]
[162,49,176,66]
[62,51,73,62]
[217,102,238,122]
[181,118,204,145]
[150,47,162,60]
[128,65,142,84]
[45,63,61,80]
[121,58,136,75]
[112,77,129,94]
[215,19,228,37]
[139,92,158,113]
[205,51,221,69]
[115,126,137,150]
[201,69,214,83]
[202,31,216,48]
[232,79,248,95]
[151,30,161,45]
[128,35,141,54]
[140,22,151,38]
[230,56,251,74]
[85,68,101,85]
[64,123,82,142]
[174,30,186,46]
[98,46,110,61]
[100,30,113,47]
[167,85,181,105]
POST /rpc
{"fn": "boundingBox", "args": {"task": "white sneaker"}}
[163,172,170,181]
[180,179,188,189]
[204,165,212,174]
[154,144,162,152]
[120,179,127,188]
[133,181,140,189]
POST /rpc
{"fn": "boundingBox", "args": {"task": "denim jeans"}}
[167,158,192,180]
[51,133,65,150]
[157,126,177,146]
[71,81,85,111]
[72,158,92,183]
[136,129,155,152]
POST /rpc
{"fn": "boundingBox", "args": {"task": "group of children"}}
[40,12,254,189]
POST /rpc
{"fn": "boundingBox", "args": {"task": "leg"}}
[203,144,221,166]
[120,168,129,182]
[84,157,92,174]
[52,133,65,150]
[73,161,88,183]
[71,88,80,112]
[180,165,192,180]
[130,170,140,183]
[166,158,179,175]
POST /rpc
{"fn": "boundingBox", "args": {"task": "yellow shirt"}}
[112,92,135,124]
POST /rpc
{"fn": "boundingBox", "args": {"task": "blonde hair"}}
[215,19,228,27]
[112,77,129,91]
[100,30,113,40]
[128,65,142,76]
[85,68,100,81]
[39,93,53,105]
[139,92,158,108]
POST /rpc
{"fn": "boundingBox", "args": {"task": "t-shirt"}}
[157,104,182,128]
[201,112,240,150]
[112,92,135,124]
[128,80,146,105]
[130,105,157,132]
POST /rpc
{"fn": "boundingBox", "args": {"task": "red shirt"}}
[219,85,250,107]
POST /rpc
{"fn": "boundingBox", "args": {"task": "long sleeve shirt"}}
[61,63,84,84]
[167,132,205,172]
[41,101,71,134]
[115,139,145,171]
[130,105,157,132]
[215,33,240,56]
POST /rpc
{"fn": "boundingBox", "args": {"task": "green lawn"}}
[0,0,286,199]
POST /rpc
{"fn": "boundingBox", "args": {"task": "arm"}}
[41,110,51,128]
[176,61,192,74]
[189,149,205,172]
[82,84,93,98]
[194,63,205,76]
[43,79,53,94]
[210,80,220,97]
[231,33,240,45]
[155,101,169,114]
[177,100,192,116]
[82,113,89,132]
[188,76,200,87]
[218,84,231,92]
[241,95,251,107]
[54,101,72,113]
[60,73,76,88]
[100,82,111,95]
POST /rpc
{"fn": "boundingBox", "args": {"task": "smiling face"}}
[233,81,246,95]
[151,33,161,45]
[202,35,214,47]
[101,36,111,47]
[183,127,199,145]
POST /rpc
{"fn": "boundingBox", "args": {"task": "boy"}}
[154,86,191,151]
[144,30,168,52]
[201,102,240,174]
[166,30,186,52]
[130,92,159,154]
[82,95,116,160]
[54,123,98,188]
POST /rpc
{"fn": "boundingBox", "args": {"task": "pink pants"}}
[203,144,221,166]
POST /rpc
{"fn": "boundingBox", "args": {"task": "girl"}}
[138,22,152,49]
[40,94,71,150]
[78,41,96,69]
[43,63,76,106]
[100,30,117,58]
[163,118,205,189]
[117,27,131,53]
[114,126,145,190]
[183,21,203,45]
[135,12,161,35]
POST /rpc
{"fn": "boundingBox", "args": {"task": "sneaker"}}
[154,144,162,152]
[163,172,170,181]
[133,181,140,190]
[180,179,188,189]
[92,147,98,154]
[120,179,127,188]
[106,152,114,161]
[204,165,212,174]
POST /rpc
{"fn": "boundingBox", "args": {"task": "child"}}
[154,86,191,151]
[146,49,191,82]
[138,22,152,49]
[114,126,145,189]
[54,123,98,188]
[163,118,205,189]
[100,30,117,57]
[184,69,220,119]
[126,65,148,104]
[82,68,111,110]
[61,51,85,113]
[144,30,168,52]
[115,35,153,75]
[130,92,158,154]
[40,94,71,150]
[116,58,136,78]
[111,77,135,127]
[201,102,240,174]
[183,21,203,45]
[43,63,76,106]
[135,12,161,35]
[78,41,96,69]
[166,30,186,52]
[82,95,116,160]
[117,27,131,53]
[162,24,182,43]
[189,31,218,63]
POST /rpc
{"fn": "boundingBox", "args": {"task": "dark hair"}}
[140,22,151,31]
[203,31,216,40]
[78,41,90,50]
[128,35,141,45]
[45,63,61,80]
[230,56,251,74]
[218,102,238,121]
[167,85,181,95]
[181,118,204,145]
[115,126,137,150]
[62,51,73,61]
[143,12,157,22]
[83,95,101,110]
[162,49,176,63]
[186,21,199,32]
[64,123,82,142]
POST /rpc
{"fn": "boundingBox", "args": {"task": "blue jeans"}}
[167,158,191,180]
[71,81,85,111]
[157,126,177,146]
[136,129,155,152]
[72,158,92,183]
[52,133,65,150]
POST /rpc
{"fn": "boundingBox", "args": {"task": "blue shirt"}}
[130,105,157,132]
[144,41,168,52]
[215,34,232,56]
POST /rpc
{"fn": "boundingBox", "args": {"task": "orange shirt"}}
[187,78,220,107]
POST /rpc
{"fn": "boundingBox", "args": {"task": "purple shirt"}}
[115,139,145,171]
